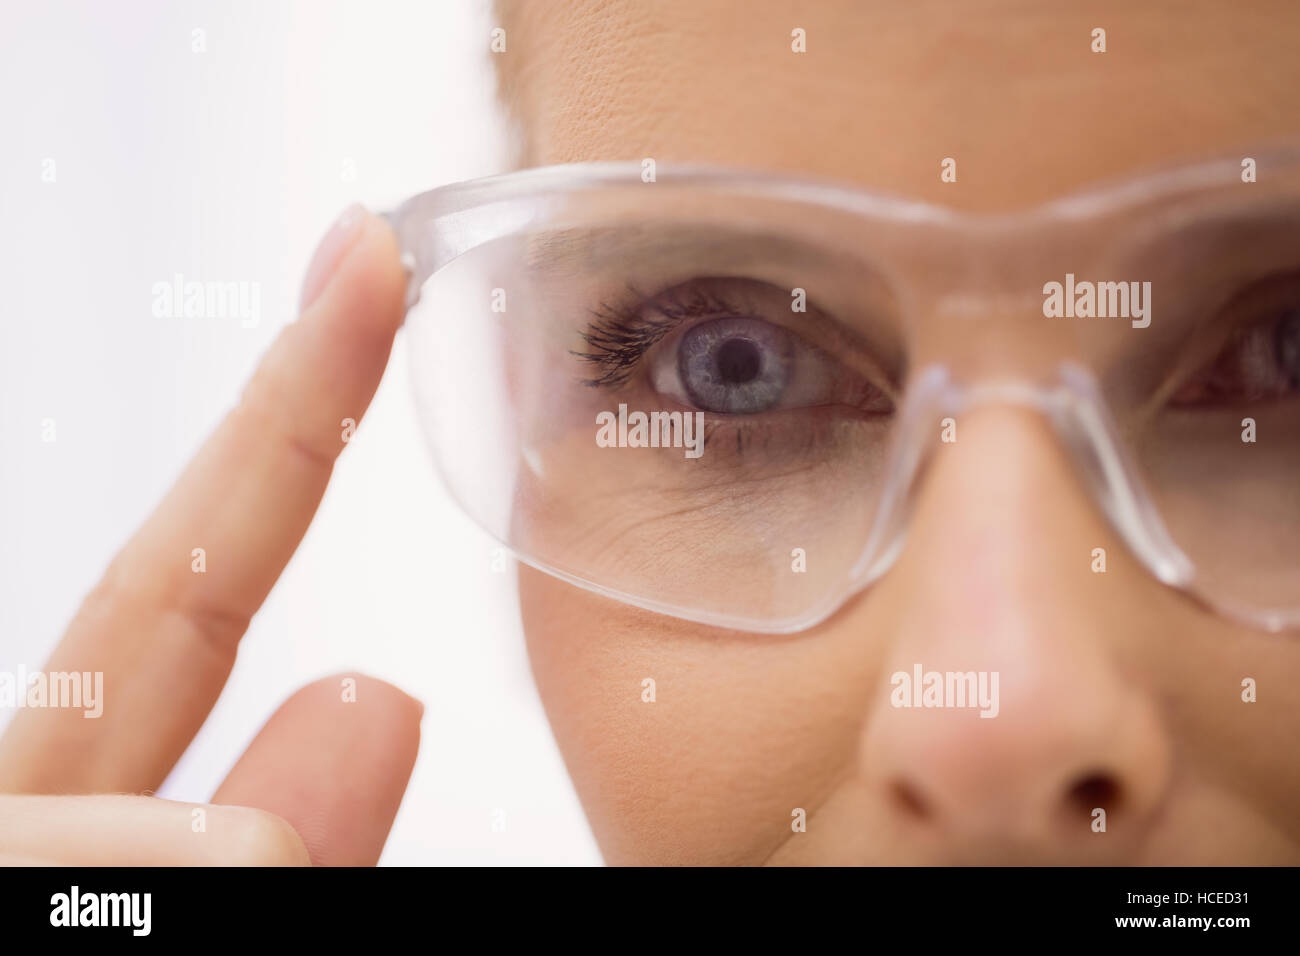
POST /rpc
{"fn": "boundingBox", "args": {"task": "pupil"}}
[715,337,762,384]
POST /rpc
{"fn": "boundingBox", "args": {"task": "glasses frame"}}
[383,146,1300,635]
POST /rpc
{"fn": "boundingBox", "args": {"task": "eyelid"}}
[646,311,898,419]
[637,277,900,394]
[1155,272,1300,408]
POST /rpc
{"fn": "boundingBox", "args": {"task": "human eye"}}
[575,276,894,418]
[1167,272,1300,408]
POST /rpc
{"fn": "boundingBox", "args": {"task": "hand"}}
[0,207,421,865]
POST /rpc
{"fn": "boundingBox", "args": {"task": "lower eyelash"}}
[573,284,747,388]
[700,406,888,463]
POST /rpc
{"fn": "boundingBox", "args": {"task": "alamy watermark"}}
[152,273,261,328]
[1042,273,1151,328]
[50,886,150,936]
[890,663,999,718]
[596,403,705,459]
[0,666,103,718]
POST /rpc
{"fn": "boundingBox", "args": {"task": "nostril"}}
[890,779,932,821]
[1066,772,1122,819]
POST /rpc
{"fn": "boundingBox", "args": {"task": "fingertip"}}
[212,673,423,866]
[300,209,408,339]
[299,203,367,311]
[237,208,408,466]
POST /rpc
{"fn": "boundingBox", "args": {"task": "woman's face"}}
[501,0,1300,863]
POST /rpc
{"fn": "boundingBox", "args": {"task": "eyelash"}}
[573,288,807,458]
[573,285,746,388]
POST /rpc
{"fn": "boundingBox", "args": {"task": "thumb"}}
[211,674,423,866]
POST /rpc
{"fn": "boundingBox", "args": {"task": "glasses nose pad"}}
[1049,362,1196,589]
[845,362,1197,600]
[848,365,953,588]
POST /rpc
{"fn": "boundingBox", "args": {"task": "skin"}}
[3,0,1296,866]
[501,0,1300,863]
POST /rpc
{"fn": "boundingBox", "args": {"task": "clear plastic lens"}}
[394,158,1300,633]
[1137,403,1300,610]
[407,223,894,626]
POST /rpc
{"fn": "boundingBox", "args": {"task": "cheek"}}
[516,565,879,864]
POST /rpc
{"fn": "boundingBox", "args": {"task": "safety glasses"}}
[384,147,1300,633]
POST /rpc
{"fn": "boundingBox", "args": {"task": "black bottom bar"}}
[1,865,1290,942]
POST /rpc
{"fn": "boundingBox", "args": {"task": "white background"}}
[0,0,600,865]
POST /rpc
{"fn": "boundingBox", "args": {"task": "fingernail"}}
[300,203,366,310]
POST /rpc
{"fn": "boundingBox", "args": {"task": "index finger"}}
[0,207,408,794]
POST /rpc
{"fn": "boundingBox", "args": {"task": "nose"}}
[857,405,1173,861]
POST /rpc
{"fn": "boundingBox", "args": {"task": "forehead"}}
[498,0,1300,210]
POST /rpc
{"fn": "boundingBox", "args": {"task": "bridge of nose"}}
[851,403,1174,852]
